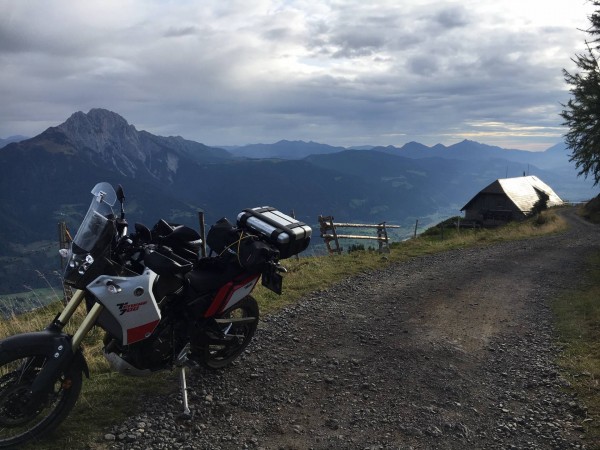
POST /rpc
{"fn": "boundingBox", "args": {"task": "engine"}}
[103,316,185,374]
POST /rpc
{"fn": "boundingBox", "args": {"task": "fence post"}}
[58,221,73,305]
[318,215,342,255]
[377,222,391,253]
[413,219,419,238]
[198,210,207,257]
[290,210,300,260]
[331,218,342,254]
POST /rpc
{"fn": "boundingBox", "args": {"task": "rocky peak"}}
[57,109,143,162]
[20,108,231,183]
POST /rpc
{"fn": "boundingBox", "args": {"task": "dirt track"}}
[105,207,599,450]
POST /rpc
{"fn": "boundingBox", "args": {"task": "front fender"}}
[0,330,90,400]
[0,330,69,356]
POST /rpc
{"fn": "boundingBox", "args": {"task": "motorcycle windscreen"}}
[72,184,117,254]
[63,182,118,287]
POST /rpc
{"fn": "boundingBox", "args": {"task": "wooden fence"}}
[318,215,400,255]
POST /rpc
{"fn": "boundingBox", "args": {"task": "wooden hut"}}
[461,175,563,226]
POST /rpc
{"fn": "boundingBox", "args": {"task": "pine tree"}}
[561,1,600,185]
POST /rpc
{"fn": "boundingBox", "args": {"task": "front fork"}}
[53,289,105,352]
[26,289,100,403]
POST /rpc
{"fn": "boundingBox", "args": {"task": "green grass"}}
[552,252,600,447]
[0,208,591,449]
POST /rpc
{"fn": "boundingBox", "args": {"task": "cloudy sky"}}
[0,0,595,150]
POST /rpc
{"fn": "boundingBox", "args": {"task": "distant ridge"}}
[219,137,571,172]
[227,140,346,159]
[0,135,27,149]
[371,139,568,170]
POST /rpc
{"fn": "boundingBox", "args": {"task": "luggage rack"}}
[318,215,400,255]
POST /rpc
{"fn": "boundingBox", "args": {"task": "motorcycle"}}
[0,182,311,448]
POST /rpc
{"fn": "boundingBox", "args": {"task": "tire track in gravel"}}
[105,207,598,450]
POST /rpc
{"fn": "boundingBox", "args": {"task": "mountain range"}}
[224,138,568,170]
[0,135,28,148]
[0,108,595,294]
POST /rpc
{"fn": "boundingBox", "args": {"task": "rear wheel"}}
[199,295,259,370]
[0,350,82,448]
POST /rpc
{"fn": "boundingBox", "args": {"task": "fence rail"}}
[318,215,400,255]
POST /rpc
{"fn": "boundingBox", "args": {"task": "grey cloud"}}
[330,28,387,58]
[0,22,30,53]
[303,7,406,57]
[163,26,199,38]
[432,6,472,29]
[408,55,440,76]
[304,5,469,61]
[262,27,292,41]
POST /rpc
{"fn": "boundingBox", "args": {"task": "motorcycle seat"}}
[185,259,245,294]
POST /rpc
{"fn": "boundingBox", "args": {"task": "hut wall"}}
[463,193,523,223]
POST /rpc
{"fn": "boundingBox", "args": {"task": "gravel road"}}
[104,207,599,450]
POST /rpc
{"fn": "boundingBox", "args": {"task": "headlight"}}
[63,249,100,288]
[65,252,92,272]
[78,254,95,274]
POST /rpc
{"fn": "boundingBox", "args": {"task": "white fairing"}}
[87,270,161,345]
[223,278,258,311]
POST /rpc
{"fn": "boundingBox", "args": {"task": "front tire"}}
[0,350,82,448]
[199,295,259,370]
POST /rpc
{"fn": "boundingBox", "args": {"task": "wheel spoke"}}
[0,352,82,447]
[197,295,259,369]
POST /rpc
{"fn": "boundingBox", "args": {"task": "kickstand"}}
[178,365,193,420]
[176,343,194,420]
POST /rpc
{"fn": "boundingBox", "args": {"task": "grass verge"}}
[552,252,600,447]
[0,208,576,448]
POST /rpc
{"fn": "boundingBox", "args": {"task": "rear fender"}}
[0,330,89,401]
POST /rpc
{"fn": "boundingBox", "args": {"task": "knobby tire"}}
[200,295,259,370]
[0,349,82,449]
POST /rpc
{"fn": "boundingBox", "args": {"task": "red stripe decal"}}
[203,275,259,318]
[126,320,160,344]
[203,281,233,317]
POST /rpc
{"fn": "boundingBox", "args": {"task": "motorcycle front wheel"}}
[0,350,82,448]
[200,295,259,370]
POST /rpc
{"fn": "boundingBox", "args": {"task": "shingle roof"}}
[462,175,563,212]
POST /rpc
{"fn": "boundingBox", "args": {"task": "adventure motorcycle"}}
[0,182,311,448]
